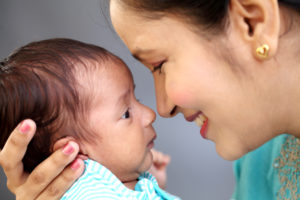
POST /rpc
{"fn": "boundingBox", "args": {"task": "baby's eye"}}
[122,109,130,119]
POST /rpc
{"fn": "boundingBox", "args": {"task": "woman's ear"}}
[229,0,280,60]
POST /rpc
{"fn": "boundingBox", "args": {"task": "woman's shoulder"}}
[232,134,300,200]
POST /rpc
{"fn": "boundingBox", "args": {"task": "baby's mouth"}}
[147,139,155,149]
[147,133,156,149]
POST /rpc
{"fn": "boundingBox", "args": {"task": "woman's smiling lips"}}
[185,111,203,122]
[185,111,208,139]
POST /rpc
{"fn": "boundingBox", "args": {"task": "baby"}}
[0,38,180,200]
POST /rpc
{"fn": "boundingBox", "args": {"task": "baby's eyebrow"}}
[116,89,130,107]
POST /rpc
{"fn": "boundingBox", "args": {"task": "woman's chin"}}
[215,143,247,161]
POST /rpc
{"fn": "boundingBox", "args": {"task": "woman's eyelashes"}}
[152,61,165,74]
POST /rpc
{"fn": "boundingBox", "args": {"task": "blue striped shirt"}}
[61,159,181,200]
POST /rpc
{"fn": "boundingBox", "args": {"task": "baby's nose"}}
[143,105,156,126]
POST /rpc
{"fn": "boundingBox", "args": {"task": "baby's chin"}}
[140,151,154,172]
[144,162,153,172]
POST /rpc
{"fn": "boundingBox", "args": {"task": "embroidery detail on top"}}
[273,135,300,200]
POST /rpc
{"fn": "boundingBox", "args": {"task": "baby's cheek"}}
[166,80,196,108]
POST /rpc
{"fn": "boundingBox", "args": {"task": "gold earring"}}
[256,44,270,59]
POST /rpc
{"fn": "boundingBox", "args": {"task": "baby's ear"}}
[52,136,78,152]
[52,136,89,160]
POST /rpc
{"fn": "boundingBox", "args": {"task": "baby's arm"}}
[148,149,171,189]
[0,119,84,200]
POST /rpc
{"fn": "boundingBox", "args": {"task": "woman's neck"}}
[276,9,300,138]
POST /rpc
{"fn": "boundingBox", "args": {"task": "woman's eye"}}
[122,109,130,119]
[152,62,165,74]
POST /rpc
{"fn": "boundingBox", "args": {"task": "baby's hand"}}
[148,149,171,189]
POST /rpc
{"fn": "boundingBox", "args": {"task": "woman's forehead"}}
[111,8,192,48]
[110,1,146,34]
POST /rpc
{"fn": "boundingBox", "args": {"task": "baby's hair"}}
[0,38,120,172]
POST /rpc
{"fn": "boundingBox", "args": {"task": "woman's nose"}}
[154,75,177,118]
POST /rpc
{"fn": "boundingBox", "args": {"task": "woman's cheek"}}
[166,80,197,108]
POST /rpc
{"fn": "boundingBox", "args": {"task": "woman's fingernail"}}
[71,159,81,170]
[19,120,31,134]
[62,143,75,155]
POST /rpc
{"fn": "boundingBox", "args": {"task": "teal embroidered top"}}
[231,134,300,200]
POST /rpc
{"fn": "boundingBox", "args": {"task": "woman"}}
[0,0,299,199]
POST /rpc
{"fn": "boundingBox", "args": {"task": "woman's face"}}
[110,1,281,160]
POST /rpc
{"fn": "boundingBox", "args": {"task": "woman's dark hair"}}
[116,0,300,33]
[0,38,118,172]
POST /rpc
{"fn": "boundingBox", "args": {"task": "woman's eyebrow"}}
[132,48,155,61]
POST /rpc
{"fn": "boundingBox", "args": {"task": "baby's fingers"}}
[151,149,171,166]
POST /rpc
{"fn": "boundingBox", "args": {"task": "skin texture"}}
[79,60,157,189]
[1,0,300,199]
[110,0,300,160]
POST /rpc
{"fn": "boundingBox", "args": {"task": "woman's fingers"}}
[0,119,36,192]
[0,119,84,200]
[36,159,84,200]
[17,141,82,200]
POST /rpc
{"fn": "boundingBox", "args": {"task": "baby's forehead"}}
[75,54,127,73]
[74,57,134,90]
[90,56,131,77]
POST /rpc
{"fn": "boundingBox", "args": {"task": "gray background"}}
[0,0,234,199]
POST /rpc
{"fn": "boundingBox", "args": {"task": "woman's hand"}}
[0,119,84,200]
[148,149,171,189]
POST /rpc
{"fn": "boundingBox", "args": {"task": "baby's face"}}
[81,60,157,182]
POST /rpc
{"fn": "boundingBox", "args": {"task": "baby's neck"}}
[123,179,138,190]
